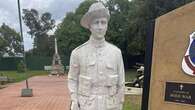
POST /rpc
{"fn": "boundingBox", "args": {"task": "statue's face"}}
[89,17,108,40]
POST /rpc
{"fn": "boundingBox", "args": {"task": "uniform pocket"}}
[78,95,96,110]
[106,75,119,96]
[78,95,87,107]
[106,62,114,70]
[106,62,114,72]
[106,95,119,110]
[105,61,117,76]
[106,75,119,86]
[78,75,92,96]
[88,60,96,66]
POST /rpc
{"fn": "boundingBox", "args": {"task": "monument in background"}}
[50,38,64,76]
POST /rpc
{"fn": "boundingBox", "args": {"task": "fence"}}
[0,55,144,70]
[0,55,70,71]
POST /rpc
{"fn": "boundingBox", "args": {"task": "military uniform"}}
[68,39,125,110]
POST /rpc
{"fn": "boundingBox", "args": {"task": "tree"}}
[55,0,96,60]
[22,9,55,56]
[128,0,195,54]
[55,0,195,68]
[56,0,141,67]
[104,0,132,68]
[0,23,23,57]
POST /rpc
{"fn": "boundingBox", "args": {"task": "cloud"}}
[48,0,85,20]
[0,0,84,51]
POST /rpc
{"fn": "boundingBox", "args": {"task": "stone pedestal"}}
[21,88,33,97]
[50,64,64,76]
[147,2,195,110]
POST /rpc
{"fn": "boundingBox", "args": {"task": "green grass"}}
[0,69,137,83]
[125,69,137,82]
[123,95,142,110]
[0,71,48,83]
[124,69,142,110]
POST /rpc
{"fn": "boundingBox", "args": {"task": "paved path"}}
[0,75,70,110]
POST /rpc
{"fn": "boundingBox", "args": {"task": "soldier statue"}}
[68,2,125,110]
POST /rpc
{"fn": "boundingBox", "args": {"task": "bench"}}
[0,76,8,85]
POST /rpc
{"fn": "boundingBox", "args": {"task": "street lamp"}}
[17,0,33,97]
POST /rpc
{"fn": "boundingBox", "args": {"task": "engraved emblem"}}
[179,84,184,91]
[182,32,195,76]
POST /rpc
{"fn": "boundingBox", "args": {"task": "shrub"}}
[17,61,26,73]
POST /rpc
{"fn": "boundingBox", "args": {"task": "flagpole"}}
[17,0,33,97]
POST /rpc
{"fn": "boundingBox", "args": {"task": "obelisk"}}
[50,38,64,76]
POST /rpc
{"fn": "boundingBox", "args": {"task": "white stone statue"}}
[68,2,125,110]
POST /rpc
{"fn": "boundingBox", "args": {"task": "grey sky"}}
[0,0,84,51]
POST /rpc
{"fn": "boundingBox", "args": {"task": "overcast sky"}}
[0,0,84,51]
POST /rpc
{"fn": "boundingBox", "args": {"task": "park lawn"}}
[124,69,142,110]
[125,69,137,82]
[0,71,48,83]
[123,95,142,110]
[0,69,136,83]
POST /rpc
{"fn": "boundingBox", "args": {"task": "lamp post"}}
[17,0,33,97]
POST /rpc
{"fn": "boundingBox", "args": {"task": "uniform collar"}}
[88,36,106,48]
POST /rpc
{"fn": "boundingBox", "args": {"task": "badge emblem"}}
[182,32,195,76]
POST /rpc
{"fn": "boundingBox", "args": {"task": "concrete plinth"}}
[21,88,33,97]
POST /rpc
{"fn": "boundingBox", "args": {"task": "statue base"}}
[50,64,64,76]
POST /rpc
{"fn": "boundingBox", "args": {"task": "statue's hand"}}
[117,86,124,104]
[71,101,79,110]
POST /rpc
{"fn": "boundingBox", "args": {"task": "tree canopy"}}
[55,0,195,67]
[55,0,95,57]
[22,9,55,56]
[0,23,22,57]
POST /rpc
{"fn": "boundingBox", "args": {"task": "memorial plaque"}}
[142,1,195,110]
[164,82,195,105]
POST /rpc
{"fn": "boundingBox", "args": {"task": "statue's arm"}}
[117,51,125,104]
[68,50,80,110]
